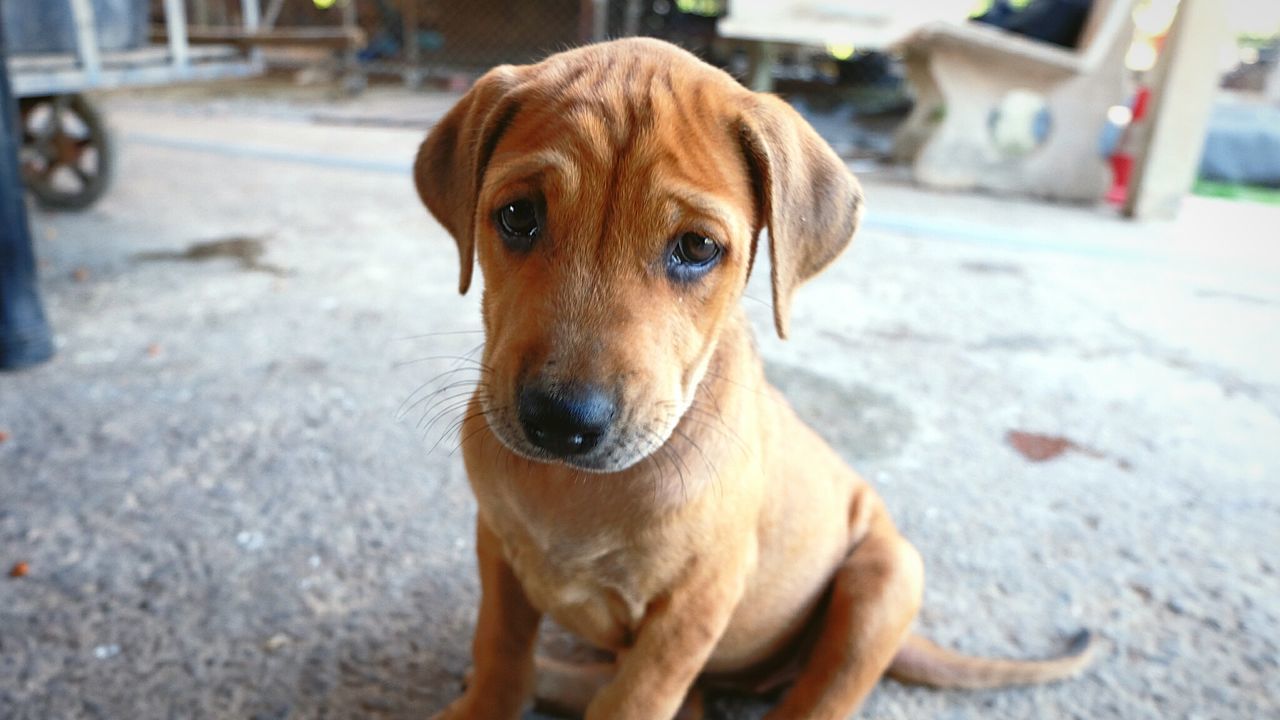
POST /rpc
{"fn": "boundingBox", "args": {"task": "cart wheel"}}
[18,94,114,211]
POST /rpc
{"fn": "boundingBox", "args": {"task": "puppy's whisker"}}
[689,385,748,441]
[393,329,485,341]
[401,378,485,421]
[646,434,670,505]
[656,445,675,505]
[680,419,747,466]
[432,404,508,456]
[672,426,713,474]
[701,369,767,396]
[682,405,750,457]
[415,384,485,420]
[665,427,697,498]
[673,426,722,501]
[653,396,749,458]
[394,355,495,371]
[413,364,489,385]
[400,378,480,421]
[419,392,485,436]
[432,405,499,455]
[417,397,479,438]
[403,361,488,388]
[442,404,493,439]
[452,410,507,457]
[644,428,687,504]
[397,379,440,421]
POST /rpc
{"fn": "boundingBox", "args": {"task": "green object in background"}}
[968,0,1035,18]
[1193,179,1280,206]
[674,0,724,18]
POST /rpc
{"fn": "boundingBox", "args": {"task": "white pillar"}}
[1124,0,1229,220]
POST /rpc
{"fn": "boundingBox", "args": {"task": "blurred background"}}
[1,1,1277,718]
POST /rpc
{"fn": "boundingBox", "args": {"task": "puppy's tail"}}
[886,629,1096,689]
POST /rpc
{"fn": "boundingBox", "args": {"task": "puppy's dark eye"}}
[668,233,721,280]
[496,200,539,248]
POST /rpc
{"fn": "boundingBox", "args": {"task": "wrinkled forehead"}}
[480,59,755,230]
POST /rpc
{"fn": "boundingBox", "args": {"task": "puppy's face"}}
[416,40,862,473]
[474,74,756,471]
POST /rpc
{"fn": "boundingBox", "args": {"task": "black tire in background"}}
[19,93,114,211]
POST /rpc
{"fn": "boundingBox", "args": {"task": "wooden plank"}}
[11,58,259,97]
[10,46,242,75]
[152,27,365,49]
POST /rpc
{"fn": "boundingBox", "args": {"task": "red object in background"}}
[1107,86,1152,206]
[1107,154,1135,205]
[1131,85,1151,121]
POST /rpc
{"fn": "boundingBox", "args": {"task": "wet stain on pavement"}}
[134,236,287,276]
[765,363,914,462]
[1006,429,1132,470]
[1194,288,1279,307]
[960,260,1026,276]
[1007,430,1083,461]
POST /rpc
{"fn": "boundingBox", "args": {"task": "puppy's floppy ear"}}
[739,94,864,338]
[414,66,522,294]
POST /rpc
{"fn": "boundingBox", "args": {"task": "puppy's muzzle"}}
[517,383,616,458]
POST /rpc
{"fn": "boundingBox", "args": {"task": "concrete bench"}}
[892,0,1135,202]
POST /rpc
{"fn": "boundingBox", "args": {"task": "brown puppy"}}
[415,38,1095,720]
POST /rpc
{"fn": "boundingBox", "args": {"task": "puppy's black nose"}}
[518,384,614,457]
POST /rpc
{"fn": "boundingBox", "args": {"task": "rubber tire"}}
[20,94,114,211]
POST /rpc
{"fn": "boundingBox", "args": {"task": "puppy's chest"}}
[490,510,672,649]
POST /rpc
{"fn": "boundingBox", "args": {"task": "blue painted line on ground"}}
[125,132,414,175]
[126,131,1158,262]
[861,213,1154,262]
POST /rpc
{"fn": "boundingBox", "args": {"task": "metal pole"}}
[592,0,608,42]
[263,0,287,31]
[578,0,595,44]
[243,0,263,32]
[0,12,55,370]
[68,0,102,86]
[747,41,777,93]
[402,0,422,89]
[193,0,211,27]
[622,0,642,37]
[342,0,364,94]
[164,0,191,70]
[242,0,265,70]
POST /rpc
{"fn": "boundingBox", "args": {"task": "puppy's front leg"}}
[432,520,542,720]
[585,564,745,720]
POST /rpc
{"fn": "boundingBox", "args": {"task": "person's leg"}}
[0,17,55,371]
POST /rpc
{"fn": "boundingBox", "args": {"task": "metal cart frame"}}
[6,0,263,209]
[10,0,263,98]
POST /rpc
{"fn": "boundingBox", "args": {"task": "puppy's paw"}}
[430,693,528,720]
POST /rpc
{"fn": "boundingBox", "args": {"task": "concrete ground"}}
[1,81,1278,720]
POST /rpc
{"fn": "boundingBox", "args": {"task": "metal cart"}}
[6,0,263,209]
